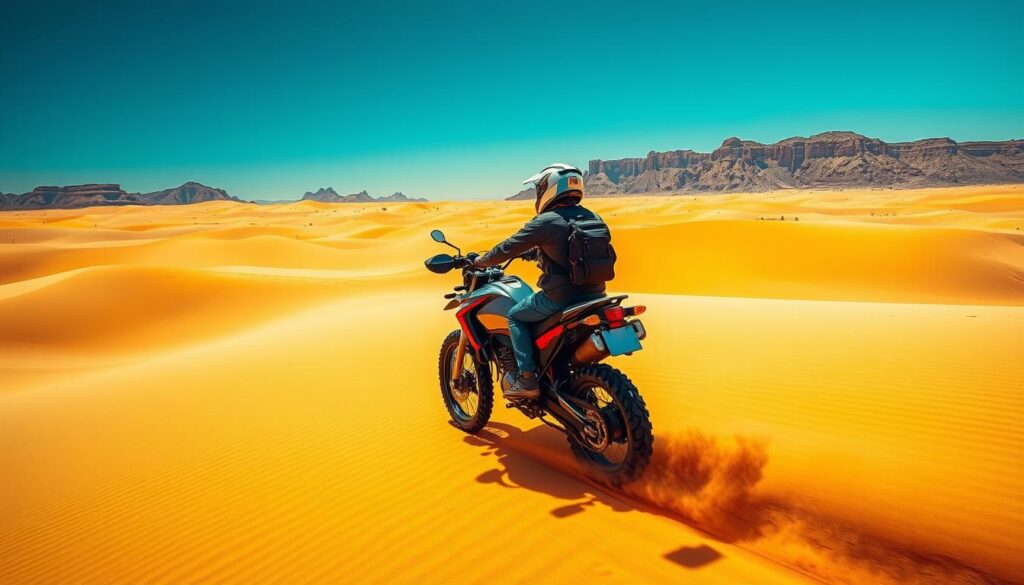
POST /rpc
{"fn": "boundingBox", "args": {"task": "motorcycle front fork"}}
[449,275,478,386]
[450,333,469,386]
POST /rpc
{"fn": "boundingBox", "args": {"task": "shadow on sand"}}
[463,421,724,570]
[464,422,631,517]
[464,422,1008,584]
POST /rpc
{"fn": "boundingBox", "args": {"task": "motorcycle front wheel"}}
[565,364,654,485]
[438,329,494,434]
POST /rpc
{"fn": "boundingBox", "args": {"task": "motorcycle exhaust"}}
[573,332,610,364]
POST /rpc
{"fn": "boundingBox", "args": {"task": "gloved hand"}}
[466,251,481,267]
[519,248,539,262]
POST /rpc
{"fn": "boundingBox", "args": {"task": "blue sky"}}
[1,0,1021,200]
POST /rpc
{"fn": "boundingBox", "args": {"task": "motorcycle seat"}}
[529,294,627,337]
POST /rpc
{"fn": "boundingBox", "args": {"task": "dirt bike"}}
[424,229,653,484]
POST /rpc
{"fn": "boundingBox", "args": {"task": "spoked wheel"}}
[438,329,493,433]
[566,364,653,485]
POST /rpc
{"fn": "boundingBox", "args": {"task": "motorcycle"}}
[424,229,653,484]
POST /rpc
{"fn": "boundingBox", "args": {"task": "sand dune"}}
[1,185,1022,584]
[611,220,1024,303]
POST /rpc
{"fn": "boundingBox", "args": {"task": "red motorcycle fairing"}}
[455,296,490,353]
[455,276,533,360]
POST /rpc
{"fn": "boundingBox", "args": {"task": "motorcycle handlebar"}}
[444,254,488,273]
[432,250,531,276]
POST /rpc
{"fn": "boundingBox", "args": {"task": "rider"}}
[472,163,608,400]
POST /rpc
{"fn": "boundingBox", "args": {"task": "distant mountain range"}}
[0,182,242,210]
[0,182,429,210]
[300,188,426,203]
[509,131,1024,198]
[7,132,1020,210]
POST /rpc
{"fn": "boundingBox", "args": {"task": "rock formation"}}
[139,181,241,205]
[378,192,427,202]
[301,187,370,203]
[527,132,1024,198]
[507,187,534,201]
[0,182,240,210]
[300,188,425,203]
[5,184,144,209]
[0,183,428,210]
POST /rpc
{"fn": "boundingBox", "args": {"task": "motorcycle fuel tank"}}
[469,276,533,335]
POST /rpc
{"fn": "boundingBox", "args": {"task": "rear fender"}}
[533,297,628,374]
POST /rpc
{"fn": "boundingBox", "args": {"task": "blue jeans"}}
[507,291,564,374]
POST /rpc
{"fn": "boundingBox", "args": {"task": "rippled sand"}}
[1,185,1022,584]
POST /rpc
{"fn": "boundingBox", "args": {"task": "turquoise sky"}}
[1,0,1021,200]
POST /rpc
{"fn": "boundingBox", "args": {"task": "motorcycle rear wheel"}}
[438,329,494,434]
[565,364,653,485]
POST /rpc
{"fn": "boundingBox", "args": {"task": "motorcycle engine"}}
[494,345,517,377]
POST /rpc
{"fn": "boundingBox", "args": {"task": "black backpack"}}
[567,217,616,285]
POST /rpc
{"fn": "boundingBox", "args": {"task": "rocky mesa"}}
[511,132,1024,198]
[0,182,241,210]
[8,184,146,209]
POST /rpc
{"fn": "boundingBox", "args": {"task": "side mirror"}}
[429,228,460,254]
[424,253,457,274]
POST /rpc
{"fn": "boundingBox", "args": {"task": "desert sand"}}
[1,185,1022,584]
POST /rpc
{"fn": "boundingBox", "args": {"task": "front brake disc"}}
[452,371,475,402]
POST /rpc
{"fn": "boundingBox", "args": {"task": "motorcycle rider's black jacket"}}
[477,203,607,304]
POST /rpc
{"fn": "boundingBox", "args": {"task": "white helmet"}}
[522,163,585,213]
